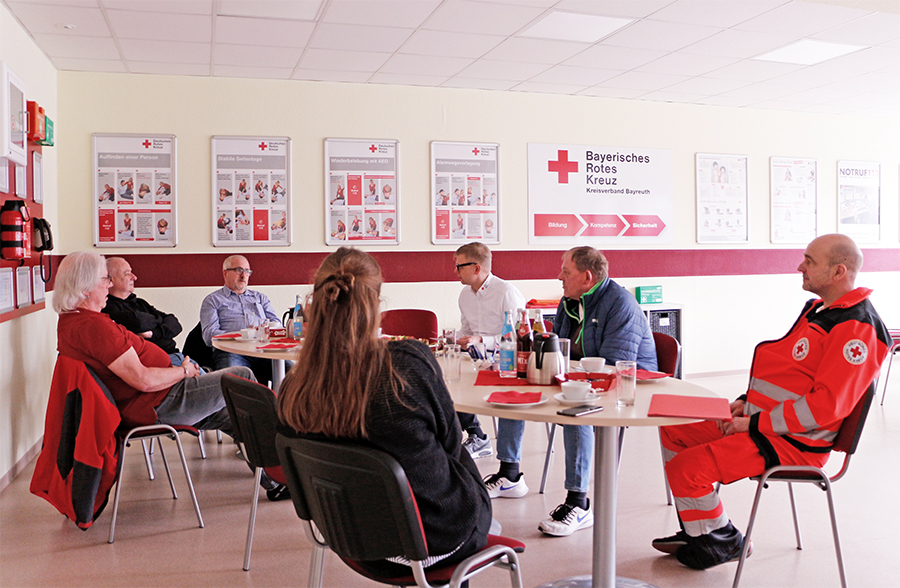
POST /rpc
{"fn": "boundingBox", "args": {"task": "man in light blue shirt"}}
[201,255,282,385]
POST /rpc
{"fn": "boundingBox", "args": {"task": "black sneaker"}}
[675,537,751,570]
[266,483,291,502]
[652,530,691,555]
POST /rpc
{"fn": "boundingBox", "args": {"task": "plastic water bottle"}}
[499,310,517,378]
[293,294,304,340]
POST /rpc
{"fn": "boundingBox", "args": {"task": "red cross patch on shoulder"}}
[792,338,809,361]
[842,339,868,365]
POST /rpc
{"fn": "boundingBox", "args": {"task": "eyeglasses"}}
[226,268,253,276]
[100,275,113,283]
[455,262,476,271]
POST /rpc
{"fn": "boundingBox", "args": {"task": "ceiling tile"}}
[440,77,519,91]
[106,9,212,42]
[213,64,292,79]
[368,72,451,86]
[6,2,109,36]
[217,0,322,21]
[322,0,440,27]
[291,69,372,83]
[637,51,738,76]
[423,0,545,36]
[32,32,120,59]
[682,29,796,59]
[813,12,900,46]
[102,1,214,15]
[130,62,211,76]
[399,30,505,58]
[696,95,758,108]
[553,0,676,19]
[563,44,668,70]
[51,57,127,73]
[736,1,871,37]
[601,18,720,51]
[577,86,648,99]
[639,89,708,103]
[649,0,788,28]
[456,59,550,81]
[119,38,210,64]
[214,43,302,68]
[380,54,473,77]
[662,76,751,95]
[215,16,315,47]
[510,81,587,94]
[481,37,591,65]
[705,58,803,82]
[528,65,620,86]
[310,22,414,52]
[602,70,690,91]
[299,48,391,72]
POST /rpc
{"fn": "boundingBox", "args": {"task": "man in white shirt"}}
[454,243,526,458]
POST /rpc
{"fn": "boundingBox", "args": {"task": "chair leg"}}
[732,477,768,588]
[787,482,802,549]
[658,429,673,506]
[170,432,204,529]
[140,439,155,480]
[156,438,178,499]
[880,352,894,405]
[308,544,327,588]
[823,479,847,588]
[540,424,558,494]
[243,468,263,571]
[108,448,128,544]
[217,429,223,443]
[197,431,207,459]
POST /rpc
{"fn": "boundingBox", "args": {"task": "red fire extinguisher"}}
[1,200,30,260]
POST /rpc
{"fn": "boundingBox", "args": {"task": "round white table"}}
[210,335,300,392]
[447,362,718,588]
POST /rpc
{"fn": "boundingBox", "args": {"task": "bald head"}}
[106,257,136,299]
[818,234,863,279]
[798,234,862,306]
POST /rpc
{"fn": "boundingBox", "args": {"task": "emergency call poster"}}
[837,160,880,243]
[212,136,291,247]
[696,153,749,243]
[527,143,672,245]
[431,141,499,245]
[93,134,176,247]
[325,138,398,245]
[770,157,817,244]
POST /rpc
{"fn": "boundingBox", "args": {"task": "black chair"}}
[732,382,876,588]
[220,374,287,571]
[276,434,525,588]
[182,321,214,370]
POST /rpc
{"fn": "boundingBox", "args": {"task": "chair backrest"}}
[831,382,875,456]
[183,321,214,369]
[380,309,439,342]
[275,434,429,563]
[220,374,281,469]
[652,331,681,377]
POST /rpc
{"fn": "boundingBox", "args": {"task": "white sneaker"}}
[538,501,593,536]
[483,473,529,498]
[463,434,494,459]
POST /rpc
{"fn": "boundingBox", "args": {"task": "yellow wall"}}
[2,0,898,483]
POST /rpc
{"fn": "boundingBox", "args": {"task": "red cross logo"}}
[142,140,151,148]
[472,147,480,156]
[258,142,267,151]
[850,345,862,358]
[369,144,378,153]
[548,150,578,184]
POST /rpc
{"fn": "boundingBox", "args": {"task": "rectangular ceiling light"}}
[754,40,866,65]
[520,12,634,44]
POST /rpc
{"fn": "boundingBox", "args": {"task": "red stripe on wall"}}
[45,248,898,290]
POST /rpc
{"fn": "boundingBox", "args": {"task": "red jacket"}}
[30,356,121,529]
[745,288,891,462]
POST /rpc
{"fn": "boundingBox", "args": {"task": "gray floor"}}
[2,372,898,588]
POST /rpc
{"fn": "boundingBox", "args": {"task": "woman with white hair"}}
[54,251,253,433]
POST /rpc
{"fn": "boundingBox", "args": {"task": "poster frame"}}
[695,152,749,244]
[837,160,881,243]
[430,141,500,245]
[770,156,817,244]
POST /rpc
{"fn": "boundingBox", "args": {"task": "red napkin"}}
[637,369,669,380]
[269,337,297,343]
[213,333,241,339]
[564,372,588,381]
[255,343,298,350]
[487,391,543,404]
[474,370,528,386]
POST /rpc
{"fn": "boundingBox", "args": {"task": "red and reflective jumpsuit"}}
[662,287,892,537]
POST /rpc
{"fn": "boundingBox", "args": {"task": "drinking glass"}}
[443,344,461,383]
[615,360,636,406]
[558,338,571,373]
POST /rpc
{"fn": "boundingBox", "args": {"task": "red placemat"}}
[648,394,732,421]
[255,343,299,350]
[474,370,529,386]
[269,337,297,343]
[213,333,241,339]
[487,391,543,404]
[637,369,669,380]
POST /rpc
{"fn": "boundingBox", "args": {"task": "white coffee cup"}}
[240,327,257,340]
[580,357,606,372]
[561,380,592,400]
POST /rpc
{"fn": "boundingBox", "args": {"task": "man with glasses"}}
[103,257,198,370]
[201,255,283,385]
[454,242,526,460]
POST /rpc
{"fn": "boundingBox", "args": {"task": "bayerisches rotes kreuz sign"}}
[527,143,673,244]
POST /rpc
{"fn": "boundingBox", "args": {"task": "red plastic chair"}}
[381,309,439,342]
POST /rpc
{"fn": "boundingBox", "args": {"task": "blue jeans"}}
[154,365,256,437]
[168,352,206,375]
[496,418,593,492]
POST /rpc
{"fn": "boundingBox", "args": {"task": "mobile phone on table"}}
[557,405,604,417]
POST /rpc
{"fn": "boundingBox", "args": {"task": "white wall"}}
[1,2,59,484]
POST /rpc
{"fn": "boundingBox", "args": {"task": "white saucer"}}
[235,336,257,342]
[554,393,602,406]
[483,393,547,408]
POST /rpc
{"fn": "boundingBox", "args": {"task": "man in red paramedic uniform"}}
[653,234,893,569]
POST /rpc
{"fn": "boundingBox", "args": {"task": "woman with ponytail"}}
[277,247,491,574]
